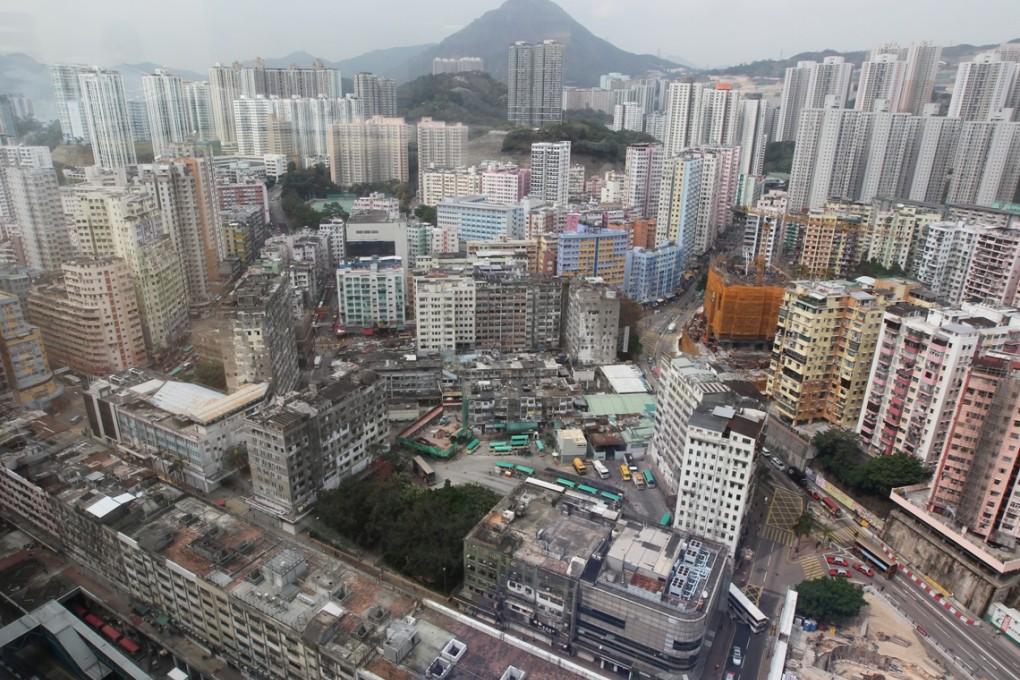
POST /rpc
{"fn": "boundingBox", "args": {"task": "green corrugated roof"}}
[584,394,657,416]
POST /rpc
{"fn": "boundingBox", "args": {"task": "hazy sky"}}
[3,0,1018,71]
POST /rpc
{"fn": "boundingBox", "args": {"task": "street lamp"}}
[442,566,447,594]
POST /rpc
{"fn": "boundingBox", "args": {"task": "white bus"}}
[592,460,610,479]
[728,582,769,633]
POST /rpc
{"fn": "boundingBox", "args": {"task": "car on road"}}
[829,568,851,578]
[769,457,786,471]
[853,562,875,577]
[826,555,849,566]
[760,448,771,459]
[725,672,736,680]
[808,489,822,501]
[731,646,742,666]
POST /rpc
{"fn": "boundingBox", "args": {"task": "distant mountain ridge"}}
[385,0,679,86]
[706,40,1020,78]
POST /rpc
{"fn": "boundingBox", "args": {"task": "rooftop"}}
[468,483,613,578]
[598,364,649,394]
[584,393,656,416]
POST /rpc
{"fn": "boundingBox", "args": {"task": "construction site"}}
[701,257,789,349]
[787,591,950,680]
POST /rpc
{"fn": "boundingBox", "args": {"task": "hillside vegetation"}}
[502,120,655,165]
[398,72,508,126]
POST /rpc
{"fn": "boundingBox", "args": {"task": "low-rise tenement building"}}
[84,368,269,492]
[0,440,579,680]
[244,371,386,533]
[767,277,920,428]
[463,374,580,434]
[461,479,726,677]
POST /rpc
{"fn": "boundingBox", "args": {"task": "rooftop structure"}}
[462,480,725,676]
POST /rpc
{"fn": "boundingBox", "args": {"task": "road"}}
[725,447,1020,680]
[268,184,285,231]
[882,566,1019,680]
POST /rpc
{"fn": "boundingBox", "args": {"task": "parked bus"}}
[535,440,545,454]
[496,461,516,475]
[854,540,898,579]
[578,484,598,495]
[619,464,631,482]
[728,582,769,633]
[510,435,530,448]
[556,478,577,489]
[466,438,480,452]
[660,513,672,526]
[592,460,610,479]
[642,470,656,488]
[572,458,587,475]
[516,465,535,478]
[821,497,842,517]
[412,456,436,486]
[600,491,622,505]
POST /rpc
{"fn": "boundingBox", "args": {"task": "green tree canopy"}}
[796,576,867,624]
[316,471,499,594]
[855,454,927,496]
[763,140,796,175]
[501,120,655,165]
[812,429,929,498]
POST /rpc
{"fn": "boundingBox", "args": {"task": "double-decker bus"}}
[642,470,656,488]
[728,582,769,633]
[412,456,436,486]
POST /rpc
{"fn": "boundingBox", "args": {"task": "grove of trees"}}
[315,471,500,594]
[795,576,867,624]
[812,430,928,497]
[501,121,655,165]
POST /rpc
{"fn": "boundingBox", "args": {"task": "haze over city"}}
[2,0,1020,677]
[3,0,1019,70]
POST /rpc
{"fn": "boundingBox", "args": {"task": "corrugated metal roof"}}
[584,394,657,416]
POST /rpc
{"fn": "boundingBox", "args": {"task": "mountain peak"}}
[388,0,676,85]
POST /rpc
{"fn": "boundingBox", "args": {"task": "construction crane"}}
[754,254,766,286]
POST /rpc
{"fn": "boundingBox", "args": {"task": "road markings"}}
[799,555,826,580]
[762,487,803,547]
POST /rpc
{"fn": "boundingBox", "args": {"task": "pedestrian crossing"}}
[761,523,797,547]
[799,555,827,580]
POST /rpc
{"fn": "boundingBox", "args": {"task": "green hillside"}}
[398,72,508,127]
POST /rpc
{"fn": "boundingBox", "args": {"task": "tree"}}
[856,453,927,496]
[225,444,249,473]
[414,204,437,224]
[792,512,814,546]
[193,361,226,391]
[763,141,796,175]
[795,576,867,624]
[316,471,499,594]
[812,429,865,475]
